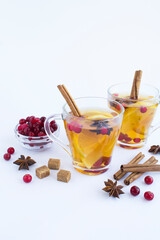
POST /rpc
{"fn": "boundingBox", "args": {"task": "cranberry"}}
[19,130,24,135]
[52,123,58,131]
[26,116,31,122]
[40,122,44,128]
[116,104,121,111]
[4,153,11,161]
[118,132,125,141]
[130,186,140,196]
[38,132,45,137]
[67,121,82,133]
[40,127,45,133]
[122,103,126,108]
[33,126,40,135]
[72,122,82,133]
[30,116,36,124]
[7,147,15,154]
[50,120,56,126]
[29,132,35,137]
[92,157,111,168]
[40,117,46,123]
[35,118,41,124]
[23,174,32,183]
[140,106,147,113]
[100,127,108,135]
[144,176,153,185]
[122,134,132,142]
[125,136,132,142]
[19,119,26,124]
[21,123,28,130]
[29,143,34,147]
[18,125,23,131]
[144,191,154,201]
[67,122,74,131]
[23,127,30,136]
[133,138,141,143]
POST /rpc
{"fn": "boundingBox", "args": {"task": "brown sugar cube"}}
[36,165,50,179]
[48,158,60,170]
[57,169,71,183]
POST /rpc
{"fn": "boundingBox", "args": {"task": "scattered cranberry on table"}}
[23,174,32,183]
[144,191,154,201]
[17,116,58,137]
[130,186,140,196]
[144,176,153,185]
[7,147,15,154]
[4,153,11,161]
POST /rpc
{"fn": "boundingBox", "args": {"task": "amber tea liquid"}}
[110,95,158,149]
[64,109,121,175]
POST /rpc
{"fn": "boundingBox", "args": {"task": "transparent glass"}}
[15,124,60,151]
[108,83,160,149]
[44,97,124,175]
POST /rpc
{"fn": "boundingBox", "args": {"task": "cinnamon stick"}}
[130,70,142,99]
[57,85,81,117]
[121,163,160,172]
[113,152,144,180]
[124,157,158,185]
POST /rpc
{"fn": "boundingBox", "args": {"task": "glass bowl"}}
[14,124,60,151]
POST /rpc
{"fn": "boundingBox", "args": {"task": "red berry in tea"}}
[23,174,32,183]
[140,106,147,113]
[144,176,153,185]
[7,147,15,154]
[116,104,121,111]
[73,123,82,133]
[4,153,11,161]
[100,127,108,135]
[144,191,154,201]
[130,186,140,196]
[133,138,141,143]
[118,132,125,141]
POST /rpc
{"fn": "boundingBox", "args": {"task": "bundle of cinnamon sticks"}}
[114,152,158,185]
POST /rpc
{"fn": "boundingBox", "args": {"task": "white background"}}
[0,1,160,240]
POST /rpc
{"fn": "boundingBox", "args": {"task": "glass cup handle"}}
[44,114,71,156]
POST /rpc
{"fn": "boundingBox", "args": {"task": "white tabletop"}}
[0,1,160,240]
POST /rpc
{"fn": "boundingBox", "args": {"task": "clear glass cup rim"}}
[107,82,160,102]
[62,96,124,121]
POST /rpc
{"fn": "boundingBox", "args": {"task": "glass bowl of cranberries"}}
[15,116,59,150]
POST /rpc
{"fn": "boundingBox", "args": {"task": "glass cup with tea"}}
[44,97,124,175]
[108,83,160,149]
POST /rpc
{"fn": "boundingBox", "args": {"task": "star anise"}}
[13,155,36,170]
[102,179,124,198]
[149,145,160,154]
[90,120,113,135]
